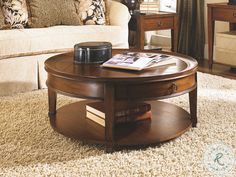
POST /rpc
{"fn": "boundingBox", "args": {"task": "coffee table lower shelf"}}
[49,101,192,146]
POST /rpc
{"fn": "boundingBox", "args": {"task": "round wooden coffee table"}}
[45,49,198,152]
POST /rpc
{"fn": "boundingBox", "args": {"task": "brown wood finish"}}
[115,74,196,100]
[104,83,115,152]
[134,13,178,51]
[208,3,236,69]
[45,49,198,152]
[189,82,197,127]
[48,88,57,115]
[49,101,192,145]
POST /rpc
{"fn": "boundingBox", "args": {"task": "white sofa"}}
[0,1,130,96]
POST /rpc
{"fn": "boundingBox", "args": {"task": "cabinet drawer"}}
[115,74,196,100]
[213,8,236,22]
[144,17,174,31]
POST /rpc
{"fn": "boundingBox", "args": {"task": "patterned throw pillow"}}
[27,0,82,28]
[1,0,28,29]
[75,0,108,25]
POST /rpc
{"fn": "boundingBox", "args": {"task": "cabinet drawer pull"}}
[157,21,162,27]
[233,12,236,17]
[168,82,178,94]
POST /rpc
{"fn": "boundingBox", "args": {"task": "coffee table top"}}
[45,49,197,82]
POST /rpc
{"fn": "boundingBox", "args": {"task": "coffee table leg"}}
[48,88,57,116]
[104,84,115,153]
[189,86,197,127]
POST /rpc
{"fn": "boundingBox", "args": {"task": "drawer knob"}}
[157,21,162,27]
[168,82,178,94]
[172,83,178,92]
[233,12,236,17]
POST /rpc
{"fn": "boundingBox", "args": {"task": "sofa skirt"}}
[0,53,60,96]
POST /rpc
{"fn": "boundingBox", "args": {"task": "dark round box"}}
[74,42,112,63]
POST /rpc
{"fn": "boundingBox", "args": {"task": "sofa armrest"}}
[108,1,131,26]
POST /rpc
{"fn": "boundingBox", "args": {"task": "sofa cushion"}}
[27,0,81,28]
[75,0,107,25]
[0,25,128,59]
[1,0,28,29]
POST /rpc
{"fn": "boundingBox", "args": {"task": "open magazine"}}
[101,52,177,71]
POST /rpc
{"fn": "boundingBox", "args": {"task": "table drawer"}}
[212,8,236,22]
[144,17,174,31]
[115,74,196,100]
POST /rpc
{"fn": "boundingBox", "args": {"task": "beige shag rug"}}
[0,72,235,177]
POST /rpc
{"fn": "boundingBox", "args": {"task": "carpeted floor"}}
[0,72,235,176]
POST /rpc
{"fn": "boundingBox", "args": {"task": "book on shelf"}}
[101,52,177,71]
[86,110,152,127]
[86,111,105,127]
[140,2,159,14]
[86,101,151,119]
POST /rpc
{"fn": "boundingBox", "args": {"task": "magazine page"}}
[102,52,175,71]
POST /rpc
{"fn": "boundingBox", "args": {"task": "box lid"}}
[74,42,112,50]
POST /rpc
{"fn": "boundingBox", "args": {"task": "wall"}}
[204,0,228,59]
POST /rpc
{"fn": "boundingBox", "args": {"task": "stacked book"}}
[86,102,152,127]
[140,2,159,14]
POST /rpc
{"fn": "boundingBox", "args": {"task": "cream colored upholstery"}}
[0,25,128,59]
[37,53,64,89]
[0,1,130,96]
[0,56,37,95]
[215,31,236,66]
